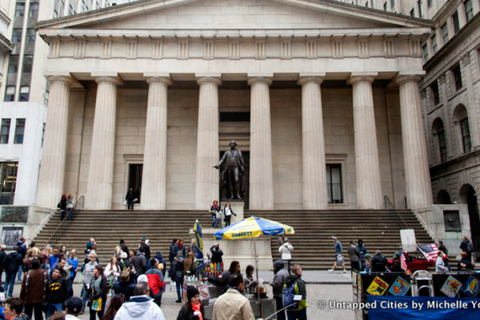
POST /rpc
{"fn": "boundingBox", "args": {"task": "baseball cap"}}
[65,297,82,314]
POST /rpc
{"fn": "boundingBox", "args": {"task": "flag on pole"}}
[193,220,204,273]
[417,244,439,262]
[400,248,408,271]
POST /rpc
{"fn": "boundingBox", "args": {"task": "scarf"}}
[91,275,102,296]
[191,302,203,320]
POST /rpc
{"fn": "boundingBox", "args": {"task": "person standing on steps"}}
[125,187,135,210]
[223,202,236,227]
[279,238,294,272]
[328,236,347,273]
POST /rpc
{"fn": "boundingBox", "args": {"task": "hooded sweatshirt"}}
[271,260,290,298]
[114,295,166,320]
[285,274,308,311]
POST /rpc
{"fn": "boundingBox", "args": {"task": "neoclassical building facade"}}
[35,0,434,211]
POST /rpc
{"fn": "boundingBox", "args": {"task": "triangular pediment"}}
[37,0,432,33]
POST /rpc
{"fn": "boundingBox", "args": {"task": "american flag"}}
[400,249,408,271]
[417,244,439,262]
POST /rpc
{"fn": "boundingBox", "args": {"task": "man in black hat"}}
[65,297,83,319]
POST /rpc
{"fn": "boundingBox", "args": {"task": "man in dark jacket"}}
[3,247,24,297]
[460,236,473,263]
[133,250,147,275]
[125,187,135,210]
[210,244,224,264]
[16,237,27,282]
[45,267,68,318]
[0,244,6,286]
[270,260,290,320]
[20,258,45,320]
[371,250,389,272]
[113,270,135,301]
[285,264,308,320]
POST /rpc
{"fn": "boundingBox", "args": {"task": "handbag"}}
[91,297,103,311]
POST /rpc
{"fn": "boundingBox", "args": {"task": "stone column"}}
[248,76,274,209]
[141,76,171,209]
[396,75,433,208]
[298,76,328,209]
[349,75,383,209]
[195,76,222,209]
[36,76,74,208]
[85,76,122,210]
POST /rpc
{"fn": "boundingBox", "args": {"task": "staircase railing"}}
[45,195,84,247]
[384,195,408,229]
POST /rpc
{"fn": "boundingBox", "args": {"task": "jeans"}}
[274,296,286,320]
[46,303,63,319]
[17,265,23,281]
[67,207,74,221]
[5,272,16,297]
[287,308,307,320]
[225,215,231,226]
[127,200,134,210]
[153,292,163,307]
[25,302,43,320]
[175,279,183,300]
[211,214,217,228]
[81,284,89,312]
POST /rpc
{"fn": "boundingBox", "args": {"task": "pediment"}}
[37,0,432,33]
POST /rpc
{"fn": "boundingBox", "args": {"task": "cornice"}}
[0,33,14,53]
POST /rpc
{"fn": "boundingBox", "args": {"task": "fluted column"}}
[195,76,222,209]
[396,75,433,208]
[85,76,122,209]
[36,76,74,208]
[248,76,274,209]
[298,76,328,209]
[141,76,171,209]
[349,75,383,209]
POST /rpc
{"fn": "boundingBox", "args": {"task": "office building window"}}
[441,23,449,44]
[12,29,22,43]
[452,11,460,34]
[431,35,437,55]
[418,0,423,18]
[422,44,429,63]
[460,118,472,153]
[19,87,30,102]
[0,162,18,204]
[30,2,39,17]
[427,0,432,7]
[438,129,447,162]
[22,55,33,73]
[431,81,440,105]
[5,87,15,102]
[26,29,36,43]
[326,164,343,203]
[453,65,463,90]
[410,8,415,17]
[465,0,473,22]
[14,119,25,144]
[7,55,19,74]
[390,0,395,9]
[0,119,10,144]
[384,2,387,11]
[15,3,25,16]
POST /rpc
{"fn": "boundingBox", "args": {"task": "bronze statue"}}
[214,140,245,200]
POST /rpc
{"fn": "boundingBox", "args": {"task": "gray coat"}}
[271,260,290,298]
[348,244,360,263]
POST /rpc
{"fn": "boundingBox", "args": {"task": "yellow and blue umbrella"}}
[213,216,295,240]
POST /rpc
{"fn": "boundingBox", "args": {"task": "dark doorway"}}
[219,151,249,209]
[128,164,143,203]
[461,184,480,262]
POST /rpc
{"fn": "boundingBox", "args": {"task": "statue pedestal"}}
[220,201,244,224]
[192,228,273,271]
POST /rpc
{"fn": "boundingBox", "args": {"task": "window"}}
[438,129,447,162]
[326,164,343,203]
[0,162,18,204]
[26,29,35,43]
[452,11,460,34]
[30,2,39,17]
[453,65,463,90]
[384,2,387,11]
[441,23,449,45]
[69,4,74,14]
[460,118,472,153]
[15,3,25,16]
[14,119,25,144]
[431,35,437,55]
[41,123,45,147]
[5,87,15,102]
[7,55,19,74]
[390,0,395,9]
[427,0,432,7]
[12,29,22,43]
[431,81,440,105]
[465,0,474,22]
[422,44,429,63]
[22,55,33,73]
[220,112,250,122]
[418,0,423,18]
[410,8,415,17]
[19,87,30,102]
[0,119,10,144]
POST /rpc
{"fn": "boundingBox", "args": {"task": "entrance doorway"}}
[460,184,480,262]
[219,151,249,209]
[128,164,143,203]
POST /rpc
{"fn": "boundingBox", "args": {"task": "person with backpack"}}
[460,236,474,263]
[284,264,308,320]
[271,260,289,320]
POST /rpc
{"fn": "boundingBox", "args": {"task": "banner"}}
[368,296,480,320]
[193,220,204,273]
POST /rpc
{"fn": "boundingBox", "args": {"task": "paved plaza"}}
[8,270,356,320]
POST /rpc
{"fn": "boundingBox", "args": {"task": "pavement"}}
[5,271,356,320]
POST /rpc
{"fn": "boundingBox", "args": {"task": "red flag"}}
[400,249,408,271]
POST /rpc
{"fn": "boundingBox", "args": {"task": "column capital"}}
[94,75,123,86]
[348,73,377,85]
[146,76,172,86]
[298,76,324,86]
[196,76,222,86]
[247,76,272,86]
[46,75,76,86]
[395,74,423,86]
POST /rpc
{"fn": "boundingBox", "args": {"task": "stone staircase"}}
[34,209,433,270]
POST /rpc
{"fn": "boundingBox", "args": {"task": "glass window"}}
[431,81,440,105]
[12,29,22,43]
[0,119,10,144]
[383,2,387,11]
[460,118,472,153]
[19,87,29,102]
[465,0,474,22]
[0,162,18,204]
[15,3,25,16]
[5,87,15,102]
[30,3,39,17]
[22,55,33,73]
[26,29,35,43]
[422,44,429,63]
[410,8,415,17]
[390,0,395,9]
[453,65,463,90]
[441,23,449,45]
[431,35,437,55]
[7,55,19,74]
[418,0,423,18]
[438,129,447,162]
[14,119,25,144]
[427,0,432,7]
[452,11,460,34]
[326,164,343,203]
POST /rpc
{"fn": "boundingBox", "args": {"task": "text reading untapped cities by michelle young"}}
[316,300,480,311]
